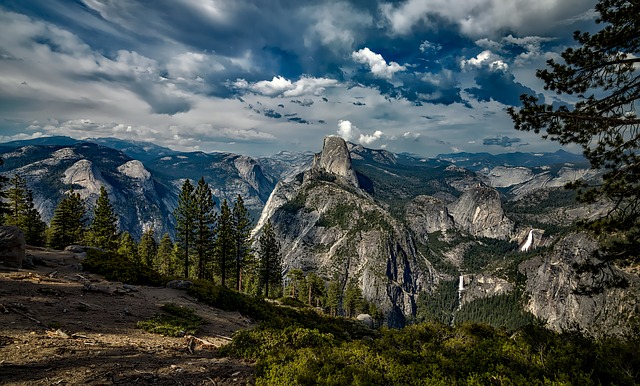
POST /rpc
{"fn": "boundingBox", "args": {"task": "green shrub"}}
[277,296,308,308]
[136,303,204,337]
[82,248,166,286]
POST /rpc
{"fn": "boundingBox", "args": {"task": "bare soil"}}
[0,247,255,385]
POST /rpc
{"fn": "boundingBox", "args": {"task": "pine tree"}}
[306,272,325,307]
[232,194,252,291]
[344,279,364,318]
[3,174,46,245]
[258,221,282,298]
[174,179,196,278]
[326,279,342,317]
[117,231,138,263]
[87,186,119,251]
[193,177,216,280]
[47,189,86,250]
[215,199,235,287]
[22,190,46,246]
[156,233,176,276]
[508,0,640,260]
[5,174,28,227]
[138,228,158,268]
[0,157,9,221]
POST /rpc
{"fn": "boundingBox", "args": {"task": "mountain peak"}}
[312,136,359,187]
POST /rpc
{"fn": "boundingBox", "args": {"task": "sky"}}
[0,0,600,157]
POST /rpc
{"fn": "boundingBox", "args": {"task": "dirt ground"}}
[0,247,255,385]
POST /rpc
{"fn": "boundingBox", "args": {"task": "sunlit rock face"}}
[520,232,640,336]
[448,184,514,239]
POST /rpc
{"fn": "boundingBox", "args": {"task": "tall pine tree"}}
[156,233,177,276]
[194,177,216,280]
[174,179,196,278]
[87,186,119,251]
[117,231,138,263]
[47,189,86,250]
[232,194,252,291]
[138,228,158,268]
[215,199,234,287]
[258,221,282,298]
[0,157,9,221]
[3,174,46,245]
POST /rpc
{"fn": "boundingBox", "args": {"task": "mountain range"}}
[1,135,637,335]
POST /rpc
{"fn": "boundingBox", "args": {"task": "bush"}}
[82,248,166,286]
[136,303,204,337]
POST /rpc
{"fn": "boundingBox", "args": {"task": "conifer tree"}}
[22,190,46,246]
[174,179,196,278]
[138,228,158,268]
[156,233,176,276]
[344,279,364,318]
[6,174,27,226]
[306,272,325,307]
[3,174,46,245]
[117,231,138,263]
[326,278,342,317]
[87,186,119,251]
[258,221,282,298]
[232,194,252,291]
[0,157,9,220]
[215,199,234,287]
[194,177,216,280]
[508,0,640,259]
[47,189,86,250]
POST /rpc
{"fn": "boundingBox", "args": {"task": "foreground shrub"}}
[82,248,166,286]
[136,303,204,337]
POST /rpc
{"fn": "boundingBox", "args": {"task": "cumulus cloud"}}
[461,50,508,72]
[232,76,340,97]
[380,0,594,38]
[337,120,383,145]
[351,48,406,79]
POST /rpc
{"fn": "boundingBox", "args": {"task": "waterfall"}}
[521,229,534,252]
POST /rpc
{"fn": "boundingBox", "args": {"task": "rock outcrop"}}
[311,136,359,187]
[254,137,435,326]
[520,233,639,336]
[405,195,455,243]
[448,184,514,239]
[0,226,26,268]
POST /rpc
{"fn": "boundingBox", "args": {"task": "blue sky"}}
[0,0,599,157]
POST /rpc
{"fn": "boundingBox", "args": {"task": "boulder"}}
[65,245,85,253]
[166,280,193,290]
[356,313,374,328]
[0,226,26,268]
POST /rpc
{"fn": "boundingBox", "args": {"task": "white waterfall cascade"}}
[457,275,464,311]
[520,229,534,252]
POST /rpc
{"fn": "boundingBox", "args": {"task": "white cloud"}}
[302,2,373,51]
[232,76,340,97]
[419,40,441,53]
[167,52,225,79]
[337,120,383,145]
[380,0,594,38]
[351,48,406,79]
[461,50,508,72]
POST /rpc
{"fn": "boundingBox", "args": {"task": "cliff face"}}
[447,184,514,239]
[255,136,435,326]
[520,233,639,336]
[405,195,455,243]
[311,136,359,188]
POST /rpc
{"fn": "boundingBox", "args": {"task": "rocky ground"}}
[0,247,255,385]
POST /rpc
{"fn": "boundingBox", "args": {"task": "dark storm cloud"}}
[466,69,539,106]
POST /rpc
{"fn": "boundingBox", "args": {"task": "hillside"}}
[0,247,254,385]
